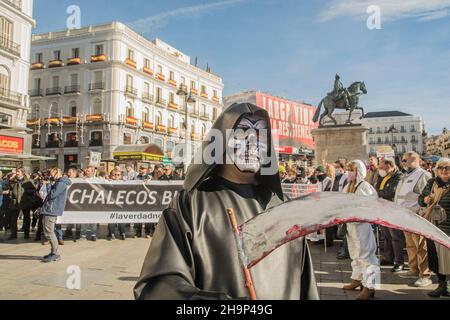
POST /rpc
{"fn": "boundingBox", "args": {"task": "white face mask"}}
[227,115,268,173]
[378,169,387,178]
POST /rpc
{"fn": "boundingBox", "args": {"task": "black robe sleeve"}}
[134,190,234,300]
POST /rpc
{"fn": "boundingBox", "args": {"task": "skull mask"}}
[227,114,268,173]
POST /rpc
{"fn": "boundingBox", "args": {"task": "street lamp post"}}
[388,124,398,164]
[177,84,196,172]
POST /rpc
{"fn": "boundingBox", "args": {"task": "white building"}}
[361,111,425,156]
[28,22,224,170]
[0,0,37,171]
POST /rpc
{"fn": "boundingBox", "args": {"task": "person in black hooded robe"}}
[134,103,318,300]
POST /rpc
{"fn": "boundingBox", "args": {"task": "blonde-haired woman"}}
[419,157,450,298]
[342,160,380,300]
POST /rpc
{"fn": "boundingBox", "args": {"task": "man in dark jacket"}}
[41,168,72,263]
[375,158,405,272]
[159,165,174,181]
[8,168,36,240]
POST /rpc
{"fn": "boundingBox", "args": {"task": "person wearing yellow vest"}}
[375,158,405,272]
[395,151,433,287]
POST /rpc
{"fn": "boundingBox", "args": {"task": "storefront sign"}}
[0,135,24,154]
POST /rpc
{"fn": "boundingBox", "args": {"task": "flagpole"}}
[227,208,257,300]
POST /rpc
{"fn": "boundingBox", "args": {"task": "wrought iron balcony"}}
[29,89,44,97]
[0,35,21,57]
[0,88,22,106]
[46,87,62,96]
[89,82,105,91]
[125,85,138,97]
[155,98,167,107]
[64,85,80,94]
[142,93,154,103]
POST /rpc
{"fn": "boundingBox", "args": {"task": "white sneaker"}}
[414,277,432,287]
[399,271,419,279]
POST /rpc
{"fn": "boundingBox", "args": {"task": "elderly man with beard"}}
[134,103,318,300]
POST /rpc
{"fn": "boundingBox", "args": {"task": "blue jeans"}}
[108,223,126,236]
[81,224,97,237]
[55,224,63,241]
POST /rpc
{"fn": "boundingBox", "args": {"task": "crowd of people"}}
[287,153,450,299]
[1,153,449,298]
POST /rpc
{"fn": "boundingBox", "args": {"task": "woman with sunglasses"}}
[419,158,450,298]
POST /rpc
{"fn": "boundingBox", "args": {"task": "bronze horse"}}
[313,81,367,126]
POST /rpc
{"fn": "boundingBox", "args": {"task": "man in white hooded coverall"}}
[343,160,380,300]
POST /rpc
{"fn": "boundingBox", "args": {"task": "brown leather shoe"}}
[356,287,375,300]
[343,279,363,291]
[58,240,64,245]
[41,240,49,245]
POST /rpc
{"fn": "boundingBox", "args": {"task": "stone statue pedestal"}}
[312,125,370,165]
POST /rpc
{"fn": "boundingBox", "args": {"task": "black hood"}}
[183,102,283,201]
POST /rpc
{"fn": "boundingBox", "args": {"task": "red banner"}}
[0,135,24,154]
[255,92,317,150]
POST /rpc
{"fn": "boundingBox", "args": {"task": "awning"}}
[113,144,164,162]
[0,153,55,161]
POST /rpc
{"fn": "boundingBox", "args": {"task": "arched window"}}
[126,102,134,117]
[123,133,132,145]
[201,124,206,137]
[90,131,103,146]
[201,104,206,116]
[142,107,150,122]
[168,114,175,128]
[68,101,77,117]
[155,111,162,125]
[92,99,102,114]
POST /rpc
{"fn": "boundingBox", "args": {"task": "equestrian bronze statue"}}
[312,74,367,126]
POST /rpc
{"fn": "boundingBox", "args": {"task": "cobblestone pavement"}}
[0,228,447,300]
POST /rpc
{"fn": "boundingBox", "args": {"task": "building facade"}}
[424,128,450,158]
[361,111,425,156]
[224,91,317,160]
[28,22,224,170]
[0,0,36,172]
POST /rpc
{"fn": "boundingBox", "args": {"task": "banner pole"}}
[227,208,257,300]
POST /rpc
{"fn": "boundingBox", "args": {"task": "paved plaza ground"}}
[0,228,447,300]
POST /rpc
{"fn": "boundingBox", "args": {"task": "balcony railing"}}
[168,102,178,110]
[142,93,154,103]
[126,116,138,126]
[168,127,178,135]
[156,73,165,82]
[4,0,22,11]
[143,67,153,76]
[168,79,177,87]
[31,62,44,70]
[0,88,22,106]
[191,88,198,96]
[200,113,209,120]
[201,92,209,99]
[29,89,44,97]
[46,87,62,96]
[0,35,21,57]
[64,85,80,94]
[143,121,154,131]
[89,82,105,91]
[91,54,108,63]
[156,98,167,107]
[212,96,220,103]
[48,60,63,68]
[63,116,78,124]
[64,141,79,147]
[156,124,167,133]
[125,85,138,97]
[89,140,103,147]
[67,57,81,66]
[125,58,137,68]
[85,114,104,122]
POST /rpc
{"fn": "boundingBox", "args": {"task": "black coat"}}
[419,177,450,236]
[375,171,402,202]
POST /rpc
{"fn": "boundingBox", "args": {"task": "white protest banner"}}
[57,179,184,224]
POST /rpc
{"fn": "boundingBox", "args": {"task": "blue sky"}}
[33,0,450,134]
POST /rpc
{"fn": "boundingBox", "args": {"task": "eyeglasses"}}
[437,166,450,172]
[402,159,408,163]
[112,174,121,177]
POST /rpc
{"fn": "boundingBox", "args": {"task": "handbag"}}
[422,183,449,224]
